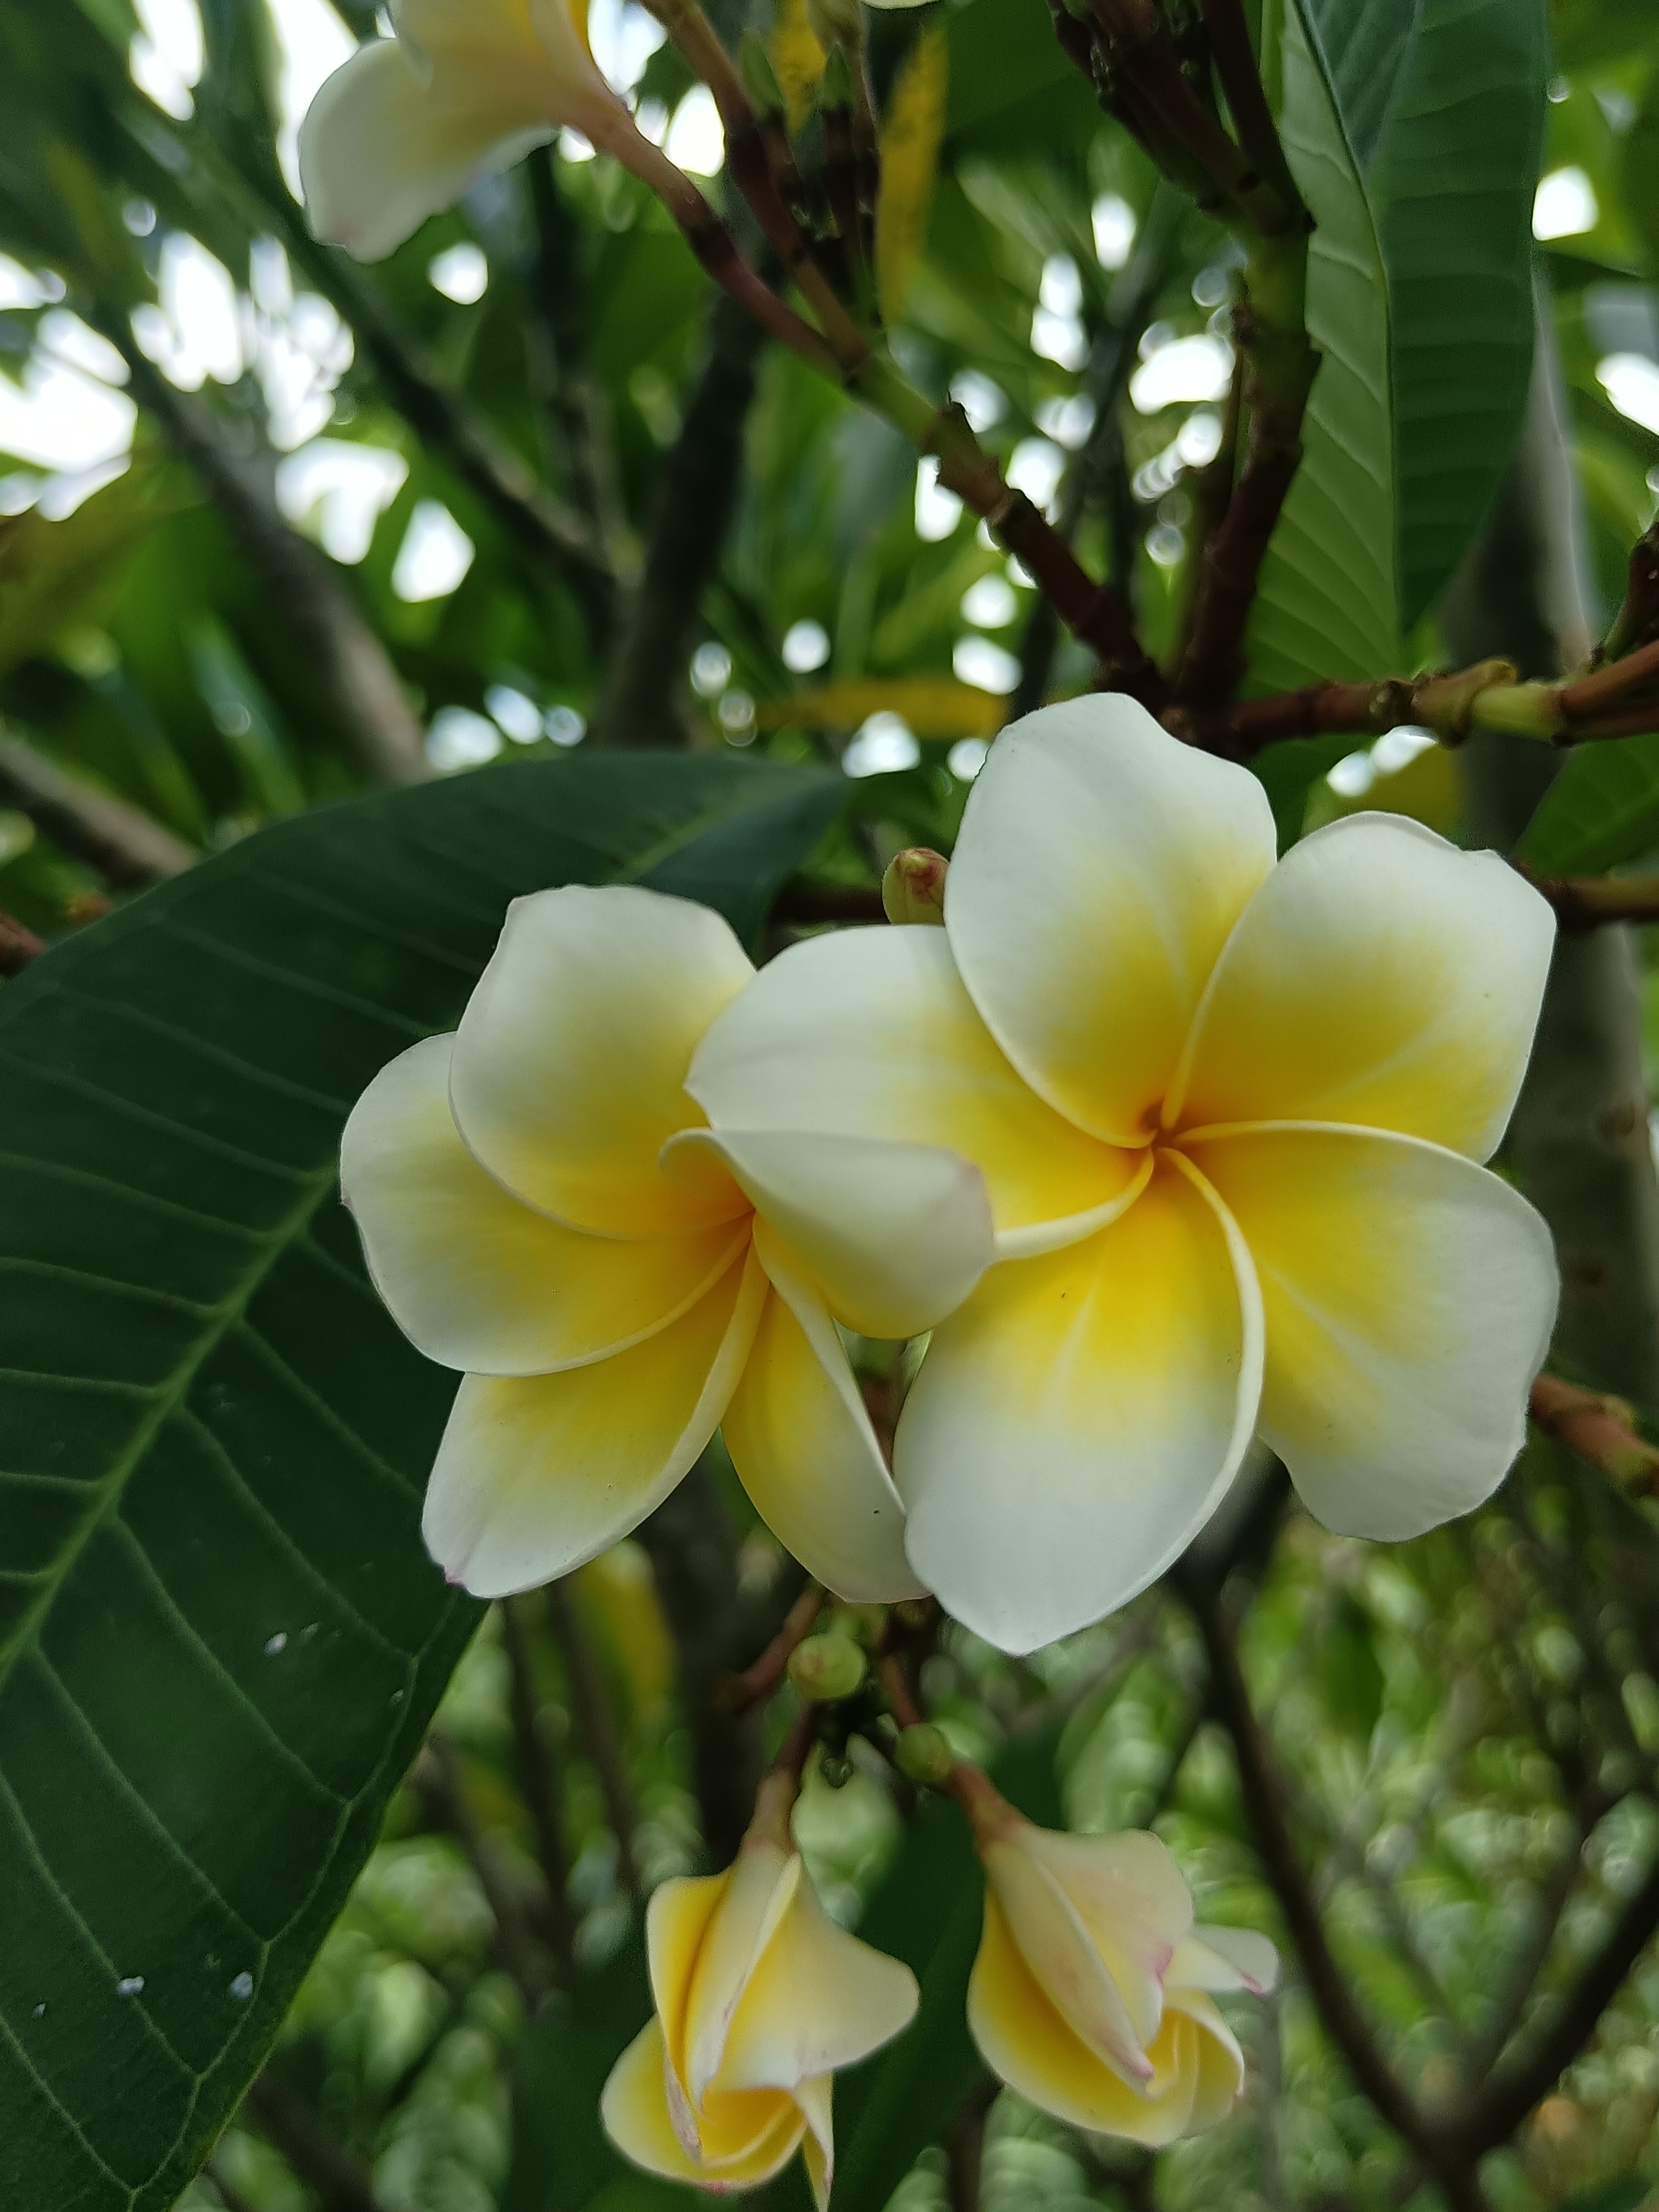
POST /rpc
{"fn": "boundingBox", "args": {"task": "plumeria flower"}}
[688,697,1561,1652]
[301,0,672,262]
[602,1770,919,2203]
[341,884,991,1602]
[955,1767,1277,2144]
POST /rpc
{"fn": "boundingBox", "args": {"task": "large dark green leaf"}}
[0,752,843,2212]
[1247,0,1545,688]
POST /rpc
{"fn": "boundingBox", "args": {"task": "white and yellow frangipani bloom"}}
[688,697,1561,1652]
[602,1771,919,2204]
[341,883,993,1602]
[956,1769,1276,2146]
[300,0,653,262]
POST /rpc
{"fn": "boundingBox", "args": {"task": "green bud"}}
[738,31,788,119]
[789,1631,867,1702]
[894,1723,955,1788]
[881,847,949,926]
[818,1752,855,1789]
[817,38,855,112]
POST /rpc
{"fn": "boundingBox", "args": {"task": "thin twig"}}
[499,1596,577,1982]
[1529,1374,1659,1491]
[714,1579,824,1712]
[545,1577,645,1900]
[412,1735,552,2010]
[0,728,195,886]
[0,907,46,974]
[106,340,432,789]
[244,2071,385,2212]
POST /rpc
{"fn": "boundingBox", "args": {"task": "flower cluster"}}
[345,695,1560,1649]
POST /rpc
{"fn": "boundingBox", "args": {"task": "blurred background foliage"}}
[5,0,1659,2205]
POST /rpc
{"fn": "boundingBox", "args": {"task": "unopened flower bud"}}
[789,1631,867,1701]
[739,30,788,118]
[882,847,949,926]
[894,1722,954,1787]
[818,1751,855,1788]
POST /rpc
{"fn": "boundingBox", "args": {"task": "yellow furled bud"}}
[881,847,949,926]
[954,1766,1277,2147]
[788,1631,868,1701]
[601,1771,918,2207]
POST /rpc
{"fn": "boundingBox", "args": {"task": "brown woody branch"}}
[1529,1373,1659,1491]
[0,727,196,886]
[499,1595,577,1982]
[244,2071,385,2212]
[545,1577,645,1901]
[410,1735,553,2010]
[1527,875,1659,931]
[714,1579,823,1713]
[1598,517,1659,667]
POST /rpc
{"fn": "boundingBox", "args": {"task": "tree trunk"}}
[1446,289,1659,1408]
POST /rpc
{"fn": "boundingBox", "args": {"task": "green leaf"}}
[1371,0,1547,625]
[1247,0,1545,687]
[1514,733,1659,876]
[1245,0,1403,693]
[944,0,1100,158]
[1554,2180,1652,2212]
[0,752,842,2212]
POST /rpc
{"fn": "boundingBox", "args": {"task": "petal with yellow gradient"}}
[683,1843,801,2109]
[968,1892,1161,2135]
[1016,1827,1193,2048]
[1184,1124,1558,1540]
[715,1865,918,2092]
[1169,814,1555,1158]
[686,925,1140,1248]
[1153,1988,1244,2134]
[646,1871,730,2130]
[422,1249,767,1595]
[450,885,753,1238]
[980,1841,1153,2084]
[343,1036,748,1375]
[666,1125,992,1338]
[301,31,557,262]
[944,699,1276,1148]
[894,1159,1264,1653]
[722,1223,925,1602]
[601,2020,805,2186]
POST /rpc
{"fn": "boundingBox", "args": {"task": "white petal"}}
[982,1840,1153,2083]
[450,885,753,1238]
[721,1223,925,1602]
[895,1158,1264,1653]
[1169,813,1556,1161]
[1020,1827,1193,2046]
[300,36,563,262]
[1172,1925,1280,1996]
[686,925,1141,1246]
[421,1249,767,1594]
[665,1126,992,1339]
[342,1035,748,1374]
[944,699,1276,1147]
[1184,1123,1559,1539]
[684,1843,801,2108]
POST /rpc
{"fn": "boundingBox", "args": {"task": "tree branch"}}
[411,1735,552,2010]
[108,343,433,789]
[1529,1374,1659,1491]
[589,289,767,748]
[499,1595,577,1982]
[545,1577,644,1900]
[635,1456,764,1866]
[244,2070,385,2212]
[0,727,196,886]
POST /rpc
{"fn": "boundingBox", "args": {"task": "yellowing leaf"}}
[575,1541,674,1720]
[876,23,948,326]
[756,676,1009,739]
[770,0,826,131]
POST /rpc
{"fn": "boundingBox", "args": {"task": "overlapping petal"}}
[1184,1123,1558,1540]
[721,1226,925,1602]
[944,700,1277,1148]
[300,15,581,262]
[666,1125,992,1338]
[894,1159,1264,1652]
[601,2022,805,2189]
[342,1036,747,1374]
[451,886,753,1238]
[1169,814,1556,1158]
[687,925,1140,1249]
[421,1249,767,1595]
